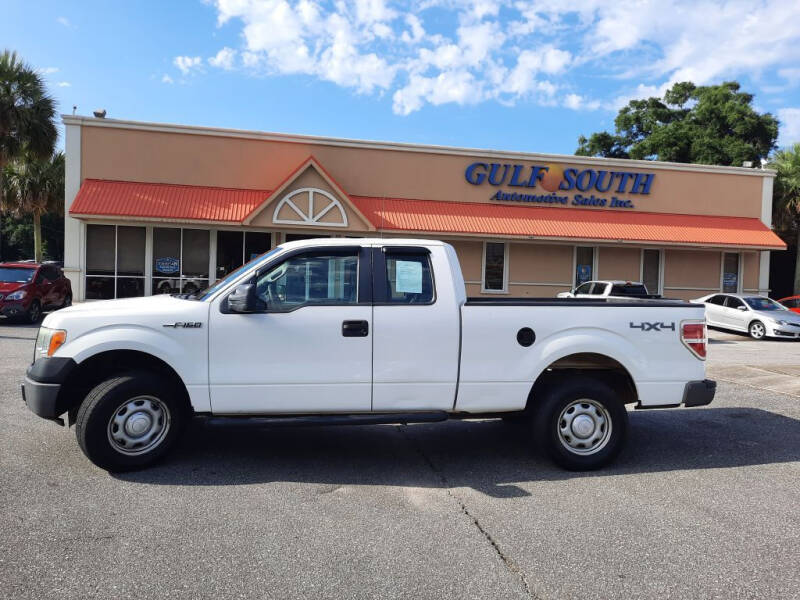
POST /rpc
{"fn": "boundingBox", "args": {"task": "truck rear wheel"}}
[75,371,188,472]
[533,377,628,470]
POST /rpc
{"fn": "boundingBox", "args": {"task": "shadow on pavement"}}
[116,407,800,497]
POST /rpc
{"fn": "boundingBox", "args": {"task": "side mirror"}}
[228,284,265,313]
[737,305,747,311]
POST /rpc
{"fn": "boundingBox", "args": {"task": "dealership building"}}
[62,115,785,302]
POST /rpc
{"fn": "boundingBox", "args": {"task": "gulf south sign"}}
[464,162,655,209]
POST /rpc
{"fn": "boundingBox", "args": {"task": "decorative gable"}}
[243,157,374,231]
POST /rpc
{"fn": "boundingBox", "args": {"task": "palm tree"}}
[0,50,57,170]
[1,152,64,262]
[771,143,800,294]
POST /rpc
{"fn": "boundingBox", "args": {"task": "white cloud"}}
[204,0,800,115]
[173,55,203,75]
[209,47,236,70]
[778,108,800,146]
[57,81,71,88]
[39,66,59,75]
[161,74,174,84]
[56,16,72,28]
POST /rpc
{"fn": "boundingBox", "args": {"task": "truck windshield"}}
[0,267,36,283]
[193,248,282,301]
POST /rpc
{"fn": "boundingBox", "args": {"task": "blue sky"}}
[3,0,800,155]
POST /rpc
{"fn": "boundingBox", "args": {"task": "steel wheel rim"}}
[557,399,612,456]
[107,395,171,456]
[751,322,765,338]
[30,303,40,320]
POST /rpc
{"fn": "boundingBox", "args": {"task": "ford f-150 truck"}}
[22,239,714,472]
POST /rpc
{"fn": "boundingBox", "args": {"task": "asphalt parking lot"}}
[1,320,799,599]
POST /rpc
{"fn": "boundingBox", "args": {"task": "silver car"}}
[691,293,800,340]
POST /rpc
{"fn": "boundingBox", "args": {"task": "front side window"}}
[575,247,594,286]
[256,251,358,310]
[589,283,607,295]
[483,242,506,292]
[574,282,592,295]
[725,296,745,309]
[383,252,434,304]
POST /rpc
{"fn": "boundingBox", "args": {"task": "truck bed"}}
[465,297,688,307]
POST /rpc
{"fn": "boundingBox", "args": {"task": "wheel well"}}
[59,350,191,423]
[527,353,638,410]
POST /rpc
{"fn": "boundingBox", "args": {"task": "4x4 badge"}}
[629,321,675,332]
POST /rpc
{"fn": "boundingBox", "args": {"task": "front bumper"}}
[0,302,28,319]
[683,379,716,407]
[21,357,78,421]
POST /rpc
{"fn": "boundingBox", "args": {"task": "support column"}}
[63,119,84,300]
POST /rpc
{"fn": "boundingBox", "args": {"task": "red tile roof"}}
[70,179,270,223]
[69,179,786,250]
[350,196,786,249]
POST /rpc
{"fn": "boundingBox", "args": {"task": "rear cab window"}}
[610,284,648,296]
[375,247,435,304]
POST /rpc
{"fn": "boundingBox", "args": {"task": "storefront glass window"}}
[723,253,740,293]
[216,231,273,279]
[85,225,146,299]
[575,247,595,286]
[152,228,210,295]
[483,242,506,292]
[642,249,661,294]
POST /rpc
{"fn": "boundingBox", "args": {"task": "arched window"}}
[272,188,348,227]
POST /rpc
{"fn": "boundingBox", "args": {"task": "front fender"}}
[53,324,206,388]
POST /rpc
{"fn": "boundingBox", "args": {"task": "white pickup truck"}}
[23,238,714,472]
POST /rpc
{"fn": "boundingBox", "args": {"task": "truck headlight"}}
[6,289,26,300]
[33,327,67,362]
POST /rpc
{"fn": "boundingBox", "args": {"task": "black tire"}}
[26,300,42,324]
[748,320,766,340]
[533,377,628,471]
[76,371,188,472]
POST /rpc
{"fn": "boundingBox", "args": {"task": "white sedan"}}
[691,293,800,339]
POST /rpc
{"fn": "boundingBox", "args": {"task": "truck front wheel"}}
[533,377,628,470]
[75,372,188,471]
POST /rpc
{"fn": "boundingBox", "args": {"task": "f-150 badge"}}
[162,322,203,328]
[629,321,675,331]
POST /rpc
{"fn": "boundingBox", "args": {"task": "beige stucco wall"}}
[597,247,641,281]
[448,240,483,282]
[742,252,760,291]
[80,125,765,219]
[508,243,573,284]
[663,249,720,300]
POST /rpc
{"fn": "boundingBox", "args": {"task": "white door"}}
[722,296,749,330]
[703,295,727,326]
[371,247,460,411]
[208,247,372,414]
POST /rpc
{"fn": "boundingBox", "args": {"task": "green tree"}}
[0,50,57,170]
[1,152,64,262]
[576,81,778,166]
[770,143,800,294]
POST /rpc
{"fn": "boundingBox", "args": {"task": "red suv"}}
[0,262,72,323]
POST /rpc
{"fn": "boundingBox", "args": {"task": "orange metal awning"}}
[350,196,786,250]
[70,179,270,223]
[70,179,786,250]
